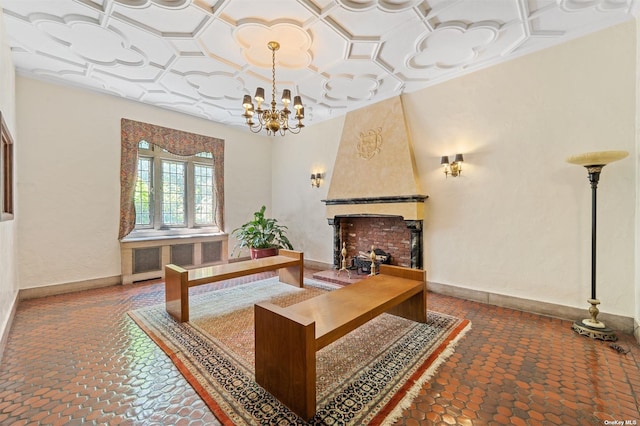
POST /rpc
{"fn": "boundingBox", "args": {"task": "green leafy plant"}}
[231,205,293,255]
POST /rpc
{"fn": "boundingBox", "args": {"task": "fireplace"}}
[322,96,427,273]
[328,213,423,271]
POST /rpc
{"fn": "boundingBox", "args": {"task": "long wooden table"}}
[254,264,427,420]
[164,249,303,322]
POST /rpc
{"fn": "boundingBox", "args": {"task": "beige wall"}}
[405,20,635,318]
[16,77,272,289]
[274,20,637,319]
[0,1,17,344]
[271,116,344,264]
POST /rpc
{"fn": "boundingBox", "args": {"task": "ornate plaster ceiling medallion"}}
[186,72,243,100]
[336,0,420,12]
[408,22,499,70]
[357,127,382,160]
[235,23,312,69]
[113,0,191,9]
[324,75,379,102]
[561,0,629,12]
[37,19,146,67]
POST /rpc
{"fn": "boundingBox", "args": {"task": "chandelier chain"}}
[271,47,276,112]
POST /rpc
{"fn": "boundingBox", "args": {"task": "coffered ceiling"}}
[1,0,637,129]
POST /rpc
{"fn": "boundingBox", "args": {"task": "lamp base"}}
[572,320,617,341]
[571,298,617,341]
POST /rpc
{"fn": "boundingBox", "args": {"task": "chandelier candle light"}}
[242,41,305,136]
[566,150,628,341]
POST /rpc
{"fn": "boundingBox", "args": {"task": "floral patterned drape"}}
[119,118,224,240]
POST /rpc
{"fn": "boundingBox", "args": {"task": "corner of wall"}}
[635,14,640,346]
[0,293,18,365]
[0,0,19,363]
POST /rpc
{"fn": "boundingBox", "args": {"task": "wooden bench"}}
[254,264,427,420]
[164,249,304,322]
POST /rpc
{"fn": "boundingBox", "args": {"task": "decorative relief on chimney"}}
[326,96,424,209]
[357,127,382,160]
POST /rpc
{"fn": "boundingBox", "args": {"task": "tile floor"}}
[0,270,638,425]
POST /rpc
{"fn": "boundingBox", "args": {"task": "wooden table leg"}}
[255,302,316,420]
[165,264,189,322]
[278,249,304,287]
[380,264,427,323]
[387,286,427,323]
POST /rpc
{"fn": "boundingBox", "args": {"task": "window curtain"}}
[119,118,225,240]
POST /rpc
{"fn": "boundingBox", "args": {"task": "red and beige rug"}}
[129,277,471,425]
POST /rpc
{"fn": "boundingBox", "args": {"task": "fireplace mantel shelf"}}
[322,195,428,205]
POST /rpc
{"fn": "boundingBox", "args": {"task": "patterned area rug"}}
[129,277,471,425]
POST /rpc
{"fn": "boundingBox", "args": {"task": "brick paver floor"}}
[0,269,638,425]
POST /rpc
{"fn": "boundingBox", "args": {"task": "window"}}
[0,111,14,222]
[161,160,185,226]
[134,141,215,233]
[119,118,224,240]
[194,162,213,225]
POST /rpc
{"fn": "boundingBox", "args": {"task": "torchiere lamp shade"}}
[566,150,628,166]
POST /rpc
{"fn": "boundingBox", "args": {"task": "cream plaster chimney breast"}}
[324,96,427,220]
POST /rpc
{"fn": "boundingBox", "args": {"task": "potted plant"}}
[231,205,294,259]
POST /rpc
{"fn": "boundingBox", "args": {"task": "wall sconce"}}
[310,172,323,188]
[440,154,464,178]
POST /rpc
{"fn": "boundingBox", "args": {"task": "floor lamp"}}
[566,150,628,341]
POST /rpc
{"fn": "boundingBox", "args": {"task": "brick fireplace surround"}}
[328,214,423,271]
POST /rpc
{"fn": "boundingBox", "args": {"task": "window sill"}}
[121,229,225,243]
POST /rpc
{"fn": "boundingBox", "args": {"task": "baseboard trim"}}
[0,292,19,365]
[19,275,122,300]
[15,258,333,300]
[428,281,635,335]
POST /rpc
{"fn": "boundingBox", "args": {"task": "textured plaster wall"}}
[275,21,637,319]
[0,0,17,341]
[16,77,272,289]
[403,20,636,317]
[271,116,344,265]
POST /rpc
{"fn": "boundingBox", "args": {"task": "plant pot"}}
[250,247,278,259]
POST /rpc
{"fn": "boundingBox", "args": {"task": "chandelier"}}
[242,41,305,136]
